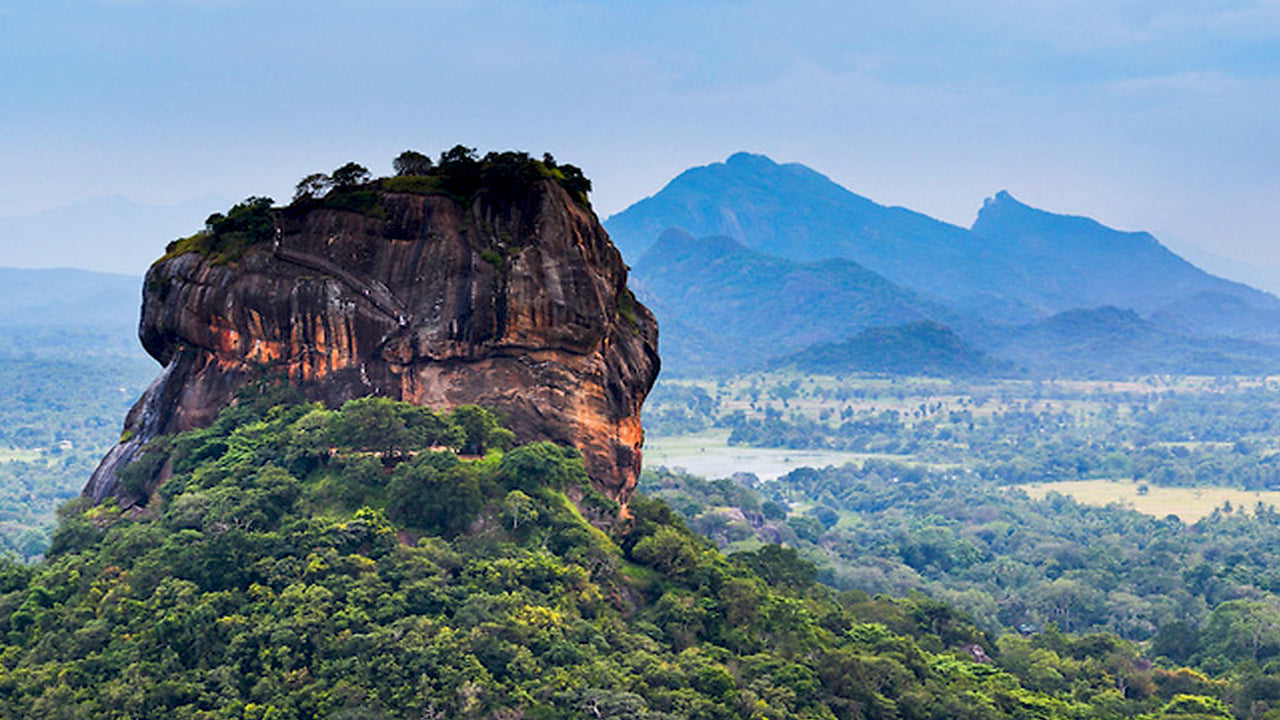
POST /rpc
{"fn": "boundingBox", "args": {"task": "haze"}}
[2,0,1278,275]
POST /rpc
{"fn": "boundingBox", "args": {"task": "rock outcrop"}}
[86,175,659,507]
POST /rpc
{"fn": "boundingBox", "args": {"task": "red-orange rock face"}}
[86,180,659,506]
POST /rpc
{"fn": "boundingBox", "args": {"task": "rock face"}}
[86,178,659,506]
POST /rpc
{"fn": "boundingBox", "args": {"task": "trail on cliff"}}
[273,241,409,327]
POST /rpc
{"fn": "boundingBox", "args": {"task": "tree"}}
[438,144,478,167]
[331,397,419,457]
[393,150,433,176]
[386,452,480,534]
[293,172,331,201]
[450,405,514,455]
[631,526,700,575]
[501,490,538,533]
[330,162,371,188]
[436,145,482,198]
[1203,599,1280,663]
[498,442,589,493]
[732,544,817,588]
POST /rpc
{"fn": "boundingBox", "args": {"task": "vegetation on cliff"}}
[160,147,594,268]
[294,146,592,210]
[0,387,1238,719]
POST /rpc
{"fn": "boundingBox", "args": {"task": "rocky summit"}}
[86,157,659,507]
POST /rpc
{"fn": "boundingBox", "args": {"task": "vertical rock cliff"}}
[86,172,659,507]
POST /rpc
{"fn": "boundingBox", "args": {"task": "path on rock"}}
[274,243,409,326]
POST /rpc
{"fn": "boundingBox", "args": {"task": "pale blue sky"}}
[2,0,1279,270]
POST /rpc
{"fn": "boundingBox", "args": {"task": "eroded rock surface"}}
[86,180,659,506]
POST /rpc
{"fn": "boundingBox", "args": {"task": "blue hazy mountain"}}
[631,229,947,374]
[607,153,1035,320]
[0,267,145,359]
[604,151,1280,376]
[991,306,1280,378]
[772,321,1001,377]
[970,191,1280,344]
[0,195,227,275]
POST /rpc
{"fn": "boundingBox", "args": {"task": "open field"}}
[1016,478,1280,522]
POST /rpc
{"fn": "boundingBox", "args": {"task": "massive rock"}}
[86,177,659,507]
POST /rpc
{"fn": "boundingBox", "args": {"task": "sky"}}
[2,0,1279,277]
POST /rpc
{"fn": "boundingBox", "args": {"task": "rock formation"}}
[86,170,659,507]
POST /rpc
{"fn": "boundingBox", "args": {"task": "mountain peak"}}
[983,190,1021,208]
[976,190,1040,223]
[724,151,778,168]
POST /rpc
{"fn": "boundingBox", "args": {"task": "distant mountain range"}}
[631,229,945,371]
[0,195,226,275]
[0,267,140,329]
[607,153,1280,377]
[0,267,145,359]
[4,156,1276,379]
[773,321,1001,377]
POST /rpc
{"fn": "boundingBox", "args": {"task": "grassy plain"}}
[1016,478,1280,522]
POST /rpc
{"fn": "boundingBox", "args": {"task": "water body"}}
[642,429,877,481]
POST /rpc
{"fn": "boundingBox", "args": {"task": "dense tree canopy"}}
[0,391,1247,719]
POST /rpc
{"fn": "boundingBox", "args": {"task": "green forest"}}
[0,327,153,560]
[0,388,1260,719]
[645,374,1280,490]
[9,358,1280,716]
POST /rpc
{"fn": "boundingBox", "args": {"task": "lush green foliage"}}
[647,374,1280,490]
[294,147,593,213]
[643,459,1280,671]
[388,146,592,207]
[0,395,1233,719]
[0,341,153,560]
[163,197,278,264]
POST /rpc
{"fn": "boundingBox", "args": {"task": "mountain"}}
[0,266,145,359]
[607,152,1033,318]
[0,267,140,329]
[88,154,658,507]
[631,229,946,374]
[609,152,1280,376]
[773,320,1000,377]
[991,306,1280,378]
[1159,236,1280,298]
[971,191,1280,343]
[0,195,228,275]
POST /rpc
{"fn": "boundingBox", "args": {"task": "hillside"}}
[992,306,1280,378]
[631,229,946,374]
[607,153,1031,318]
[608,153,1280,377]
[0,392,1229,719]
[772,321,1000,377]
[971,192,1280,343]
